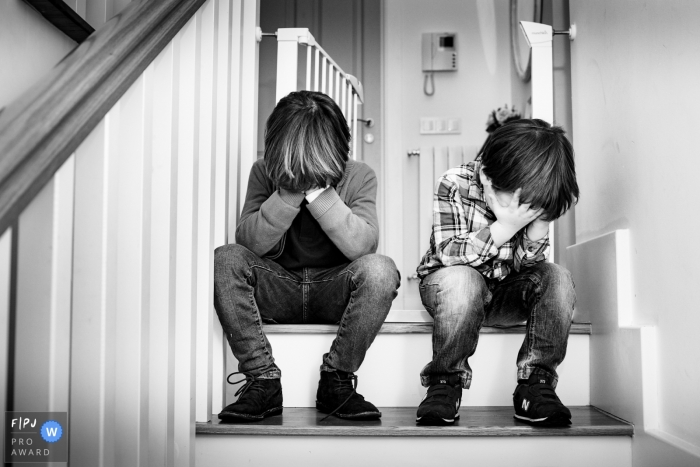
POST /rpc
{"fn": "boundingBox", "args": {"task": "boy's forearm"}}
[236,190,301,256]
[489,221,519,247]
[306,187,379,260]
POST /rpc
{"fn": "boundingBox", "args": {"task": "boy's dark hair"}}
[479,118,579,221]
[265,90,350,191]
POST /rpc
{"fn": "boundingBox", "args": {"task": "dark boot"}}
[218,372,283,422]
[315,370,381,420]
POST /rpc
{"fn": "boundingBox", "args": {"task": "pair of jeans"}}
[213,244,400,379]
[419,262,575,389]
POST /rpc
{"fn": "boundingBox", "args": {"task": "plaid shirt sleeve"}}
[432,173,500,268]
[513,228,550,272]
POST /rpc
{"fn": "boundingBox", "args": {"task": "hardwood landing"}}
[197,406,632,437]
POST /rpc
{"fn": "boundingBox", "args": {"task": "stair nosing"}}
[196,406,631,437]
[263,322,592,334]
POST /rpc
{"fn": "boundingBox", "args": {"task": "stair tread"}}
[197,406,631,437]
[264,322,592,334]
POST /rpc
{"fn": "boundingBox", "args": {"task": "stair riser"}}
[226,334,590,407]
[197,434,630,467]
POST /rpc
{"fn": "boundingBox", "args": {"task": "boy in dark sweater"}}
[415,119,579,426]
[214,91,400,422]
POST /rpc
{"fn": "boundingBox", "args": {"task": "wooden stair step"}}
[263,322,592,334]
[197,406,632,437]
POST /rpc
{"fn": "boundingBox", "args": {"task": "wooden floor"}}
[197,406,632,437]
[263,322,592,334]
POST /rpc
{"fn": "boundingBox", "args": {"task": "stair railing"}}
[274,28,364,159]
[0,0,259,465]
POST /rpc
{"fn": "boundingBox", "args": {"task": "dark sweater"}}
[235,159,379,270]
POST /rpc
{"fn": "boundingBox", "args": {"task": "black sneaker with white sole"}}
[416,374,462,426]
[513,373,571,427]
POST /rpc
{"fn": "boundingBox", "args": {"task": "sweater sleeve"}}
[235,161,304,257]
[305,167,379,260]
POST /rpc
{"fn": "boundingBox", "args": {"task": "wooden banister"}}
[0,0,205,234]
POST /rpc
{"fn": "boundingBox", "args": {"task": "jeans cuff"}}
[319,363,338,373]
[257,368,282,379]
[420,373,471,389]
[517,366,558,388]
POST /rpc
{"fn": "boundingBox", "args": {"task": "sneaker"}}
[416,374,462,425]
[513,373,571,426]
[316,370,381,420]
[218,372,283,422]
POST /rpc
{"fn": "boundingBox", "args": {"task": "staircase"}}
[0,0,637,466]
[195,322,634,467]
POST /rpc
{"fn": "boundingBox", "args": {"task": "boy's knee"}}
[353,254,400,292]
[214,243,256,275]
[533,262,575,310]
[422,266,489,310]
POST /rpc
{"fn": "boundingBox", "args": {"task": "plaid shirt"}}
[416,161,549,281]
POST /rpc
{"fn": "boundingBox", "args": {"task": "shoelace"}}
[320,373,358,422]
[227,371,262,399]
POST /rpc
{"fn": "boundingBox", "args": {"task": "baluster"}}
[196,0,217,425]
[352,93,358,160]
[328,66,334,101]
[314,48,320,92]
[335,70,340,105]
[146,41,177,467]
[0,228,11,450]
[321,56,327,94]
[114,69,149,467]
[341,77,347,116]
[212,0,234,415]
[173,14,199,467]
[70,114,118,467]
[305,45,312,91]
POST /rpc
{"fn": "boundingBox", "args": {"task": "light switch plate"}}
[420,117,461,134]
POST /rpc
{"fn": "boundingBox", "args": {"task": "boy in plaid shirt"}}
[415,119,579,426]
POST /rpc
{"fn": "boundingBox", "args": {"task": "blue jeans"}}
[419,262,575,389]
[213,244,400,379]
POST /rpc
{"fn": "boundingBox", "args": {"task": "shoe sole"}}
[315,401,382,420]
[513,412,571,427]
[416,413,460,426]
[218,406,283,422]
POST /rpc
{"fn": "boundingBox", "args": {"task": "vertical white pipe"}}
[305,46,312,91]
[321,56,327,94]
[314,48,320,91]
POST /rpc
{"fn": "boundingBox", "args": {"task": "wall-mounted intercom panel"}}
[422,33,457,72]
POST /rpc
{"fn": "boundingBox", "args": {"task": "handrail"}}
[0,0,206,234]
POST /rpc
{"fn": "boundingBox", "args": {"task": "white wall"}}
[382,0,512,311]
[0,0,77,109]
[569,0,700,463]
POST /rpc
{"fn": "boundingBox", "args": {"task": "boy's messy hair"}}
[479,119,579,221]
[265,90,350,191]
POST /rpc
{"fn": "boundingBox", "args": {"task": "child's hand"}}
[487,189,542,246]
